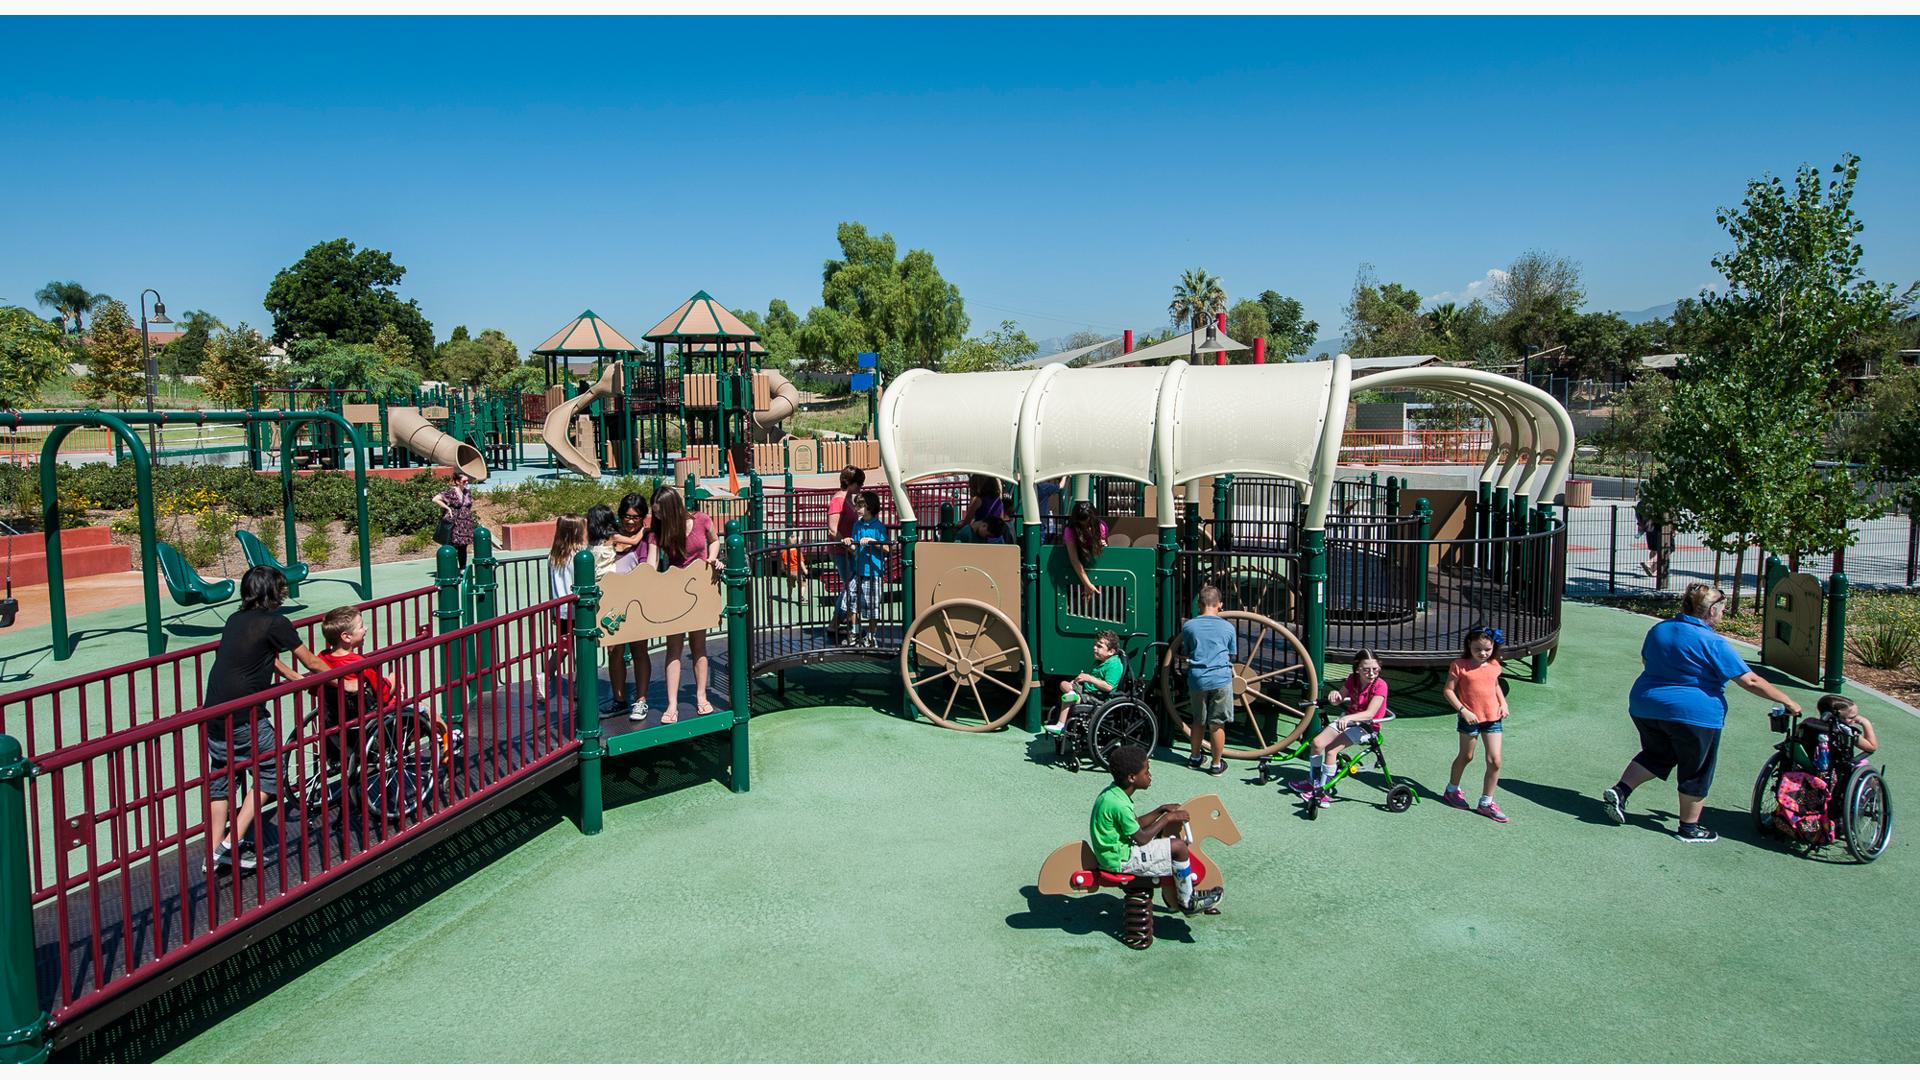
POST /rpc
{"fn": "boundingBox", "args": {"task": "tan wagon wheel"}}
[1160,609,1318,759]
[900,598,1033,732]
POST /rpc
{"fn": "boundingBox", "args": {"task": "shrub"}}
[303,528,335,565]
[179,534,222,569]
[483,475,654,524]
[1849,621,1919,671]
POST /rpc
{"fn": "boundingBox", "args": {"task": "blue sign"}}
[850,372,875,392]
[856,351,878,369]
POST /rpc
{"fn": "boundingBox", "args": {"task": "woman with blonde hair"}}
[1602,583,1802,843]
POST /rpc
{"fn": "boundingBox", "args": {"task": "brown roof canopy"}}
[533,310,640,356]
[642,290,761,344]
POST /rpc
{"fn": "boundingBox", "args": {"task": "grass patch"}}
[789,402,869,439]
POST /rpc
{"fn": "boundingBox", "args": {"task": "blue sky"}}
[4,16,1917,357]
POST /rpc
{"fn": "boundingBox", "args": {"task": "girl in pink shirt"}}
[1290,649,1390,804]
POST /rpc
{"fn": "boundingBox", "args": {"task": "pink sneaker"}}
[1287,779,1316,795]
[1441,789,1470,811]
[1476,800,1509,823]
[1314,790,1333,807]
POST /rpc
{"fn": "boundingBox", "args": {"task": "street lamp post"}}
[140,289,171,450]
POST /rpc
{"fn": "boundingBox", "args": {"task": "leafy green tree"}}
[33,280,103,334]
[434,327,519,387]
[198,323,273,407]
[1255,291,1319,359]
[1593,375,1673,458]
[289,339,423,400]
[371,321,418,373]
[498,362,550,396]
[159,309,221,380]
[792,223,968,377]
[942,320,1037,373]
[1344,267,1431,357]
[263,238,435,357]
[1225,299,1269,356]
[0,306,72,408]
[1644,154,1914,611]
[1169,268,1226,333]
[75,299,146,406]
[1490,250,1585,365]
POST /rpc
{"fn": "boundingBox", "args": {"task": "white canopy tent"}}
[1080,327,1252,368]
[880,357,1352,532]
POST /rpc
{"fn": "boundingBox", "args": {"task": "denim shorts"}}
[206,709,281,799]
[1457,718,1504,736]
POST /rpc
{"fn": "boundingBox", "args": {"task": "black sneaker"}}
[1675,822,1718,844]
[1206,762,1228,777]
[1601,785,1628,825]
[1184,885,1224,915]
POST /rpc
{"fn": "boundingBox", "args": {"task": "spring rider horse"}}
[1034,794,1241,949]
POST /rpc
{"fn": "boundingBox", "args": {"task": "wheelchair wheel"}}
[362,713,440,820]
[1750,751,1785,839]
[1843,766,1893,863]
[1386,783,1414,813]
[1089,697,1157,770]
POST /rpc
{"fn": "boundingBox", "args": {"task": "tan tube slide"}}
[388,407,489,481]
[752,369,801,434]
[542,363,620,478]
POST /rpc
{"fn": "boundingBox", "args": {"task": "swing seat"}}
[235,528,309,587]
[154,541,236,607]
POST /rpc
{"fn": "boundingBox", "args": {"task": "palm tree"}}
[1424,302,1463,347]
[34,280,102,334]
[1168,268,1227,333]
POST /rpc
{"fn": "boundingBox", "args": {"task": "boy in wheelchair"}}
[1045,629,1126,736]
[1770,694,1881,844]
[309,606,445,816]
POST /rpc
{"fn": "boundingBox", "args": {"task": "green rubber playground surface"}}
[42,601,1920,1063]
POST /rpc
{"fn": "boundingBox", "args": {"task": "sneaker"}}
[858,633,877,649]
[1288,779,1316,795]
[1042,721,1067,735]
[1441,789,1470,811]
[1676,822,1718,844]
[1206,762,1227,777]
[602,696,630,717]
[628,700,649,723]
[1476,800,1510,823]
[1186,753,1205,769]
[1313,790,1333,807]
[1184,885,1224,915]
[212,840,258,871]
[1601,785,1628,825]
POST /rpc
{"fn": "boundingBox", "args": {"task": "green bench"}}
[154,541,237,607]
[235,528,309,589]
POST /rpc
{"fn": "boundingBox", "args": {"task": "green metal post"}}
[1301,528,1328,706]
[1491,486,1511,582]
[938,502,959,544]
[684,471,698,511]
[39,416,162,660]
[1414,498,1431,613]
[434,546,467,735]
[749,472,764,536]
[0,736,49,1064]
[279,420,301,599]
[715,363,732,481]
[572,548,604,834]
[1764,554,1787,599]
[723,521,751,793]
[473,527,499,674]
[1212,474,1233,551]
[1021,520,1043,734]
[1475,479,1492,574]
[1156,523,1177,654]
[1386,475,1402,518]
[1368,471,1379,514]
[1824,571,1849,694]
[900,520,919,719]
[1510,492,1530,596]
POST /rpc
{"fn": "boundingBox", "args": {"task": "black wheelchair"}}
[299,683,465,827]
[1051,632,1163,773]
[1752,706,1893,863]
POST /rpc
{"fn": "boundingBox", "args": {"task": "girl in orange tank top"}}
[1444,628,1510,823]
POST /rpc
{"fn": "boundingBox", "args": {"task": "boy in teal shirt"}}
[1089,744,1224,914]
[1045,629,1127,735]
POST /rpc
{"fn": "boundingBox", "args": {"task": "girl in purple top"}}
[1290,649,1390,803]
[1062,500,1109,598]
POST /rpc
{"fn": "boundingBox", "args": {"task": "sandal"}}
[658,708,678,725]
[695,701,717,716]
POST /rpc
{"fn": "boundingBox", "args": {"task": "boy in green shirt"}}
[1046,629,1127,735]
[1089,744,1224,914]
